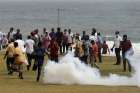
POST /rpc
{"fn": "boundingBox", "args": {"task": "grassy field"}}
[0,52,140,93]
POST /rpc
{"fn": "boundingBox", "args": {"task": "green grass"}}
[0,52,140,93]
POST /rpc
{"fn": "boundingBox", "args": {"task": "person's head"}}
[27,35,31,39]
[10,27,14,32]
[17,29,20,34]
[3,35,6,38]
[16,29,22,39]
[64,29,67,34]
[43,28,46,33]
[115,31,120,35]
[68,29,71,34]
[31,31,34,36]
[115,31,120,38]
[64,29,67,32]
[91,40,95,45]
[14,42,18,48]
[103,40,106,44]
[57,27,61,32]
[45,31,48,36]
[92,28,96,35]
[123,34,127,41]
[35,29,39,34]
[51,28,54,32]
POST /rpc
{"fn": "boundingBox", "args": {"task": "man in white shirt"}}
[7,27,15,41]
[25,35,35,71]
[67,29,73,51]
[111,31,122,65]
[97,32,103,63]
[89,28,97,42]
[15,39,26,53]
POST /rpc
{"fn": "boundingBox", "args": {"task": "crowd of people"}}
[1,27,133,82]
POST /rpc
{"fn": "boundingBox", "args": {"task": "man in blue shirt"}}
[34,42,46,82]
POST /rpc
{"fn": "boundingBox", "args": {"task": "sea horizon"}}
[0,1,140,42]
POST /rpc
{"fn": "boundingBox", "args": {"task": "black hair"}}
[51,28,54,31]
[57,27,61,32]
[43,28,46,31]
[10,27,14,31]
[64,29,67,32]
[28,35,31,39]
[14,42,18,47]
[123,34,127,38]
[17,29,20,32]
[68,29,71,32]
[92,28,96,34]
[115,31,119,35]
[91,40,95,44]
[83,31,86,34]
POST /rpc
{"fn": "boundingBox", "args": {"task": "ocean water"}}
[0,1,140,42]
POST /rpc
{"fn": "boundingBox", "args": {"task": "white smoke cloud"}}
[43,49,140,87]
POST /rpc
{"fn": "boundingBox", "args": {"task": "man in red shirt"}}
[120,35,133,72]
[90,40,99,68]
[48,38,59,63]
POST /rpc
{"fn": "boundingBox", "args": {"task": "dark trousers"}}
[122,53,131,72]
[62,43,68,53]
[50,56,58,63]
[36,64,43,82]
[58,44,63,54]
[6,57,14,73]
[98,48,102,63]
[80,55,88,64]
[27,53,33,71]
[115,48,121,64]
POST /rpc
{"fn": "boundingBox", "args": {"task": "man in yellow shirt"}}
[4,39,15,74]
[13,42,24,79]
